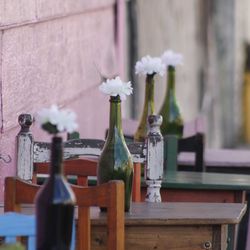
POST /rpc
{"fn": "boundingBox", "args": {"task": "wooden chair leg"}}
[77,176,88,186]
[132,163,141,202]
[78,207,90,250]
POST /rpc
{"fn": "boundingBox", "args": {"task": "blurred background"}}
[1,0,250,199]
[125,0,250,148]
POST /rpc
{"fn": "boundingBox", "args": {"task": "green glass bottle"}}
[159,65,184,137]
[35,136,76,250]
[134,74,155,142]
[97,95,134,212]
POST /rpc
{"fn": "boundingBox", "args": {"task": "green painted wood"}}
[161,171,250,190]
[89,171,250,191]
[164,135,178,174]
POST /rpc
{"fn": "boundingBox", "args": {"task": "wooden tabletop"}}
[88,171,250,191]
[120,202,246,226]
[0,202,246,226]
[141,171,250,190]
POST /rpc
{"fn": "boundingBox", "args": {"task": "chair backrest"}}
[16,114,146,180]
[122,117,205,172]
[16,114,167,202]
[33,158,97,186]
[4,176,125,250]
[177,133,205,172]
[34,158,142,202]
[0,212,35,250]
[179,116,205,172]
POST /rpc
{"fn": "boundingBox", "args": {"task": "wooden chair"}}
[17,113,173,203]
[33,158,97,186]
[0,212,35,250]
[35,159,142,203]
[178,116,205,172]
[4,176,125,250]
[16,114,142,202]
[122,117,205,172]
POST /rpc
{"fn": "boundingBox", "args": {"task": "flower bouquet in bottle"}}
[35,105,78,250]
[134,55,165,142]
[159,50,184,137]
[98,76,134,212]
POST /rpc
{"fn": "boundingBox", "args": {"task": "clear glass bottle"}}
[35,136,75,250]
[159,65,183,137]
[134,74,155,142]
[97,95,134,212]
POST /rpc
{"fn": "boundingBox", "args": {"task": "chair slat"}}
[0,212,35,250]
[28,236,35,250]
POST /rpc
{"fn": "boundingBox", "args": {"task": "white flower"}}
[161,50,183,67]
[37,105,78,134]
[99,76,133,100]
[135,55,165,76]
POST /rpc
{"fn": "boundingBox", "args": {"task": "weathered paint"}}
[145,115,164,180]
[17,113,164,203]
[17,113,147,167]
[145,180,162,203]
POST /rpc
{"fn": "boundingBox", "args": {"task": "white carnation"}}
[37,105,78,134]
[99,76,133,100]
[135,55,165,76]
[161,50,183,67]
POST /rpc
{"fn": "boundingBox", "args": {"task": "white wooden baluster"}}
[145,115,164,202]
[16,114,34,181]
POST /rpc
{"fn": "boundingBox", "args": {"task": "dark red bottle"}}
[35,136,76,250]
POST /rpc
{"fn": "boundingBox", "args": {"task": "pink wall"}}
[0,0,125,201]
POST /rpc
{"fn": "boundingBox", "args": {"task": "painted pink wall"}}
[0,0,125,201]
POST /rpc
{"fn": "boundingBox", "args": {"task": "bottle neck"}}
[143,74,155,115]
[167,65,175,92]
[50,136,63,175]
[106,96,123,139]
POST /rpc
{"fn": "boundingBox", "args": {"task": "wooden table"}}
[0,202,246,250]
[141,171,250,202]
[90,171,250,249]
[122,118,250,174]
[92,202,246,250]
[140,171,250,250]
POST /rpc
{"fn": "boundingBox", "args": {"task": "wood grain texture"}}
[89,202,244,250]
[0,202,246,250]
[92,225,214,250]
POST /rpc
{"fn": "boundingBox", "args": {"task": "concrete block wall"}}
[0,0,122,201]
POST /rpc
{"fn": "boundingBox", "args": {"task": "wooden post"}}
[16,114,33,181]
[145,115,164,202]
